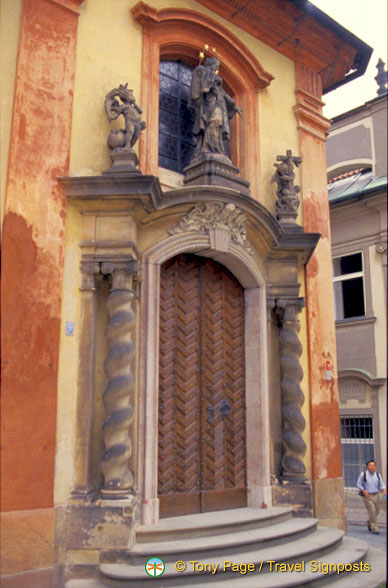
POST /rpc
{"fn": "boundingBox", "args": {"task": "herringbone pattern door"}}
[158,254,246,518]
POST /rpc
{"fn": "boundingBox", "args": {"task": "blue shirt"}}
[357,470,386,493]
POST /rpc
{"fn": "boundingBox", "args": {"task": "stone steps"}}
[135,507,293,542]
[65,507,386,588]
[100,527,345,584]
[128,517,319,563]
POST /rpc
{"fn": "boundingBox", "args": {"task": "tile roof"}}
[328,170,387,204]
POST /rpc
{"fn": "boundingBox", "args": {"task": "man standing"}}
[357,460,386,534]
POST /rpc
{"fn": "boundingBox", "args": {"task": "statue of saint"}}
[188,56,243,160]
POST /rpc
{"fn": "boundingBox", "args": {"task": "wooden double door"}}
[158,254,247,518]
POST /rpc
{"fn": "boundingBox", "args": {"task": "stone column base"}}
[59,496,138,581]
[272,481,313,517]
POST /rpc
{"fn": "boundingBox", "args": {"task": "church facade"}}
[1,0,373,585]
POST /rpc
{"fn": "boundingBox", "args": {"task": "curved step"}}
[170,537,376,587]
[319,546,386,588]
[136,507,293,543]
[100,527,347,585]
[129,517,318,563]
[65,538,384,588]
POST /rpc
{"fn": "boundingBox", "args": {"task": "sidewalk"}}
[345,490,387,527]
[345,490,387,555]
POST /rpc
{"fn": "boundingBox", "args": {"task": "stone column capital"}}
[273,297,305,324]
[80,261,100,290]
[100,259,139,277]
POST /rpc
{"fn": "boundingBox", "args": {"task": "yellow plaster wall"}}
[69,0,299,212]
[54,203,83,504]
[69,0,144,176]
[0,0,23,227]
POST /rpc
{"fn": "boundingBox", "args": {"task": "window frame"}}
[131,3,274,200]
[332,251,366,321]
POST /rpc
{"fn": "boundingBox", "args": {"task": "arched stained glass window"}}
[158,60,196,174]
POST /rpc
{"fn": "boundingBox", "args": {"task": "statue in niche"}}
[188,55,243,161]
[272,150,302,222]
[105,84,146,152]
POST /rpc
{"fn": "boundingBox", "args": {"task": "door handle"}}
[221,397,231,418]
[207,406,214,423]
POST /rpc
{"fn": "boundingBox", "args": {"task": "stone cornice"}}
[45,0,83,15]
[194,0,371,94]
[59,175,320,265]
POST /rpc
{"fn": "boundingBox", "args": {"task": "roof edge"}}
[289,0,373,94]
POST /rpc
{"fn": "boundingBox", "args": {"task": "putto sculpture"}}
[104,84,146,174]
[189,54,243,161]
[272,150,302,223]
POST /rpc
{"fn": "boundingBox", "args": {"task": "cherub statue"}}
[105,84,146,153]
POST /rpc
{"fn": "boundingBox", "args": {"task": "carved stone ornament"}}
[103,84,146,174]
[169,201,253,254]
[272,150,302,224]
[375,242,387,254]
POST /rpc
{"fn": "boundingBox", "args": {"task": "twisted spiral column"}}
[100,261,138,498]
[276,298,307,482]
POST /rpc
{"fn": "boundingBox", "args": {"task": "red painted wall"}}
[1,0,81,511]
[302,137,343,481]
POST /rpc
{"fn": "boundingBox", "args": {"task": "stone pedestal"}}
[63,496,138,583]
[103,149,141,175]
[183,154,250,195]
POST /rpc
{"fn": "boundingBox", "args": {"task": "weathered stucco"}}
[1,0,82,511]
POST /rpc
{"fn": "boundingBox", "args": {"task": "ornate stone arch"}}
[131,2,274,199]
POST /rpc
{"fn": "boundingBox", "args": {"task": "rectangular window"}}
[333,252,365,320]
[340,416,374,489]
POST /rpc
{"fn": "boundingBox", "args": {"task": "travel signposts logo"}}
[145,557,166,577]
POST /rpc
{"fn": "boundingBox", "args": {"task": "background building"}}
[2,1,384,586]
[327,64,387,489]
